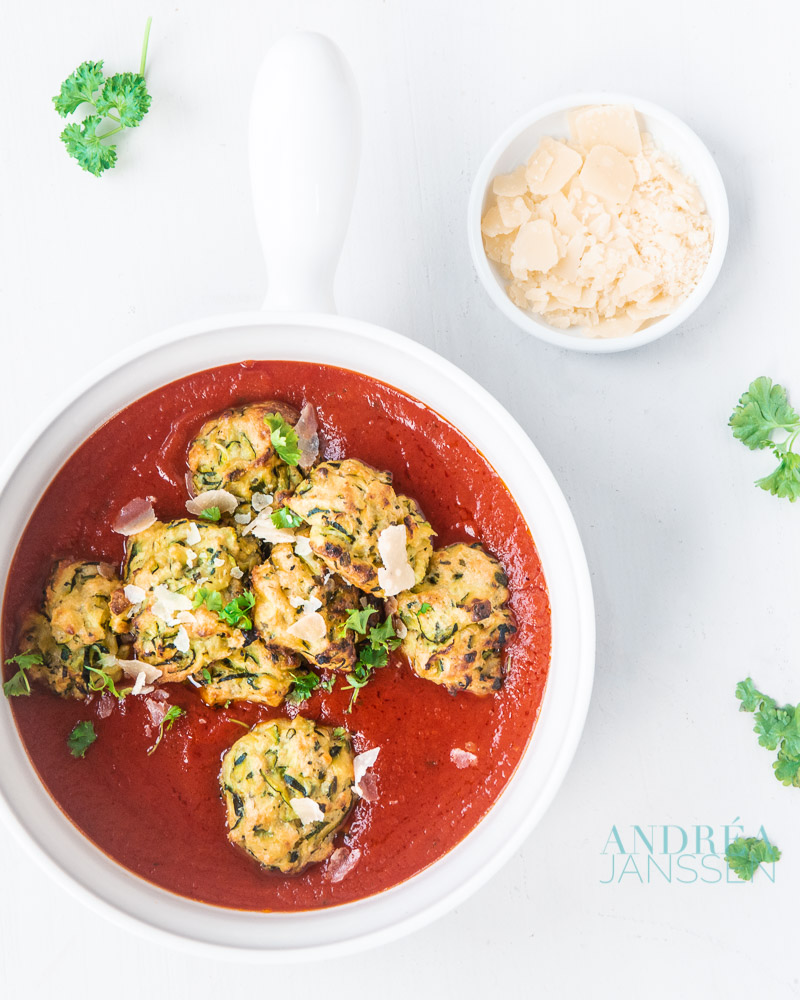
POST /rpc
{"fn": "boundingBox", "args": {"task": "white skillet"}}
[0,32,595,960]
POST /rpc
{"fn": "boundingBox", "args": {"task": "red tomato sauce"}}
[1,361,551,911]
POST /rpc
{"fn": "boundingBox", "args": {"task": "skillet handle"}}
[250,32,361,314]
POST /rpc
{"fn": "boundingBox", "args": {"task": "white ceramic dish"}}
[0,35,595,959]
[468,92,729,353]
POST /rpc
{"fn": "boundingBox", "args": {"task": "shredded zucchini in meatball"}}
[396,543,515,696]
[251,537,371,672]
[285,459,434,597]
[198,640,298,706]
[15,561,124,698]
[187,402,305,513]
[120,519,259,680]
[220,717,354,873]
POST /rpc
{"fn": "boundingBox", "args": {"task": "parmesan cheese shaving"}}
[185,521,201,545]
[243,509,295,543]
[251,492,273,512]
[123,584,146,605]
[151,585,193,625]
[295,403,320,470]
[376,525,415,597]
[327,846,361,883]
[450,747,478,769]
[174,626,190,653]
[112,497,157,536]
[115,658,162,697]
[294,536,313,558]
[353,746,380,798]
[234,513,252,525]
[287,611,327,643]
[289,796,324,826]
[230,566,244,580]
[185,489,238,516]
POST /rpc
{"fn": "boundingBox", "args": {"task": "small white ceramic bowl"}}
[468,92,729,353]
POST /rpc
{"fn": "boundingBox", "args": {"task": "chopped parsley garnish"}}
[199,506,221,522]
[419,602,432,614]
[341,614,401,711]
[264,413,301,466]
[736,677,800,786]
[338,607,376,638]
[147,705,185,755]
[85,650,124,699]
[271,506,304,529]
[730,377,800,500]
[3,651,42,697]
[219,592,255,629]
[67,720,97,758]
[286,670,321,704]
[53,18,153,176]
[725,836,781,880]
[200,667,212,684]
[194,589,254,629]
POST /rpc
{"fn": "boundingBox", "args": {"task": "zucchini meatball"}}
[285,459,434,597]
[220,717,354,873]
[251,537,369,672]
[395,543,516,696]
[198,640,298,707]
[119,519,259,681]
[187,402,305,513]
[15,561,124,698]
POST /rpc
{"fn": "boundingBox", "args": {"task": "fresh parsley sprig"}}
[194,589,255,629]
[339,611,401,711]
[53,17,153,176]
[199,506,221,522]
[68,720,97,758]
[3,651,42,697]
[271,507,304,530]
[736,677,800,786]
[265,413,301,466]
[725,835,781,881]
[147,705,184,755]
[730,377,800,501]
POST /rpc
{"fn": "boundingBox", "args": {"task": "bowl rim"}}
[0,310,596,959]
[467,90,730,354]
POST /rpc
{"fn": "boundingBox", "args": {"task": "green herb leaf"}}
[419,602,432,614]
[94,72,151,127]
[264,413,301,466]
[85,662,123,699]
[368,616,401,651]
[730,377,800,451]
[60,116,118,176]
[193,588,223,613]
[724,836,781,880]
[3,651,42,698]
[199,506,221,522]
[219,592,255,630]
[756,451,800,501]
[53,19,152,176]
[53,60,106,116]
[147,704,185,755]
[339,607,376,638]
[271,507,304,530]
[67,720,97,758]
[286,670,320,704]
[200,668,212,684]
[736,677,800,787]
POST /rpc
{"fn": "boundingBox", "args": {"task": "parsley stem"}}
[99,125,124,141]
[140,16,153,76]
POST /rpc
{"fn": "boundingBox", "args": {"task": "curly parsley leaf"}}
[199,506,221,522]
[264,413,300,466]
[725,836,781,881]
[60,116,118,176]
[147,704,184,755]
[67,720,97,758]
[3,651,42,697]
[53,60,106,116]
[271,507,304,530]
[94,72,151,126]
[737,677,800,787]
[219,592,255,630]
[756,452,800,501]
[342,615,400,711]
[193,587,222,613]
[53,18,152,176]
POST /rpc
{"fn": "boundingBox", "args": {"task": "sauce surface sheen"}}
[2,361,551,911]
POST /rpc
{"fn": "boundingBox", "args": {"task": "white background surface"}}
[2,0,800,995]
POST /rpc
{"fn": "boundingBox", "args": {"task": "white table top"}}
[2,0,799,995]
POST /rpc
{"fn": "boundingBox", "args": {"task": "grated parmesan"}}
[376,525,415,597]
